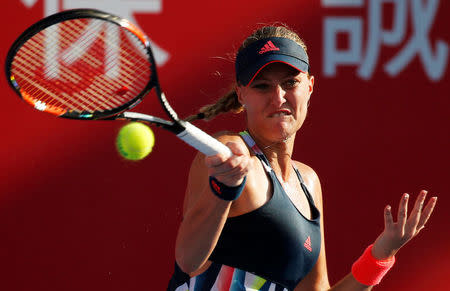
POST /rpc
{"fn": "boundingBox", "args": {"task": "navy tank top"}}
[167,131,321,291]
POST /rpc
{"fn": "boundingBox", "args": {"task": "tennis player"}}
[167,25,437,291]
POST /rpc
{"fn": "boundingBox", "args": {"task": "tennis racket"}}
[5,8,232,158]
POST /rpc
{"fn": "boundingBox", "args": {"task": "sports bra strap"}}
[239,131,318,213]
[291,163,305,184]
[240,131,307,183]
[239,131,272,173]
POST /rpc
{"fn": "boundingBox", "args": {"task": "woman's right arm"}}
[175,135,250,275]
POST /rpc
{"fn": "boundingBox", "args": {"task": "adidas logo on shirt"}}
[304,236,312,252]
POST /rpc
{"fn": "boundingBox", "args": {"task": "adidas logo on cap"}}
[258,40,280,54]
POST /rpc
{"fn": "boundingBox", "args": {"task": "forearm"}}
[299,243,393,291]
[328,274,372,291]
[175,193,231,274]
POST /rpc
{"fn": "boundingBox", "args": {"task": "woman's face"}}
[237,62,314,144]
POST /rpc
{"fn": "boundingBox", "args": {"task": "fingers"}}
[208,155,248,178]
[417,196,438,232]
[396,193,409,234]
[409,190,427,222]
[403,190,439,238]
[384,205,394,229]
[226,141,247,156]
[385,191,437,236]
[205,152,243,170]
[401,191,425,238]
[377,191,437,257]
[204,141,247,167]
[205,141,250,186]
[412,190,427,215]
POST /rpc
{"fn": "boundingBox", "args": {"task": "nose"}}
[271,84,287,106]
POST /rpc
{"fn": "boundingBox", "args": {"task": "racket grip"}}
[177,122,232,158]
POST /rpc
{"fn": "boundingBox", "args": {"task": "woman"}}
[167,25,437,291]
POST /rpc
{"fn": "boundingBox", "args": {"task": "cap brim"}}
[240,54,309,86]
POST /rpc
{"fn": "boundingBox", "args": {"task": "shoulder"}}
[292,161,323,207]
[292,161,320,186]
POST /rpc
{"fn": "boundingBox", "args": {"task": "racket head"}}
[5,9,159,120]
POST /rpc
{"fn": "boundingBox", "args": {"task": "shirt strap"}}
[239,131,272,173]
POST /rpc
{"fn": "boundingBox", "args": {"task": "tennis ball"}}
[116,122,155,161]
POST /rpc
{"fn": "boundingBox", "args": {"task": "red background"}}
[1,1,449,290]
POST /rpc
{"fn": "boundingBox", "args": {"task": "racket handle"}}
[177,122,233,158]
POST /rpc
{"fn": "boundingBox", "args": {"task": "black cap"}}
[236,37,310,86]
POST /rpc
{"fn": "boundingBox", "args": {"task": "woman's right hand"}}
[204,141,251,187]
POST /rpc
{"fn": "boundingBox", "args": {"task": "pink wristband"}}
[351,244,395,286]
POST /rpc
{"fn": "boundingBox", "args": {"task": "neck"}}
[247,129,295,180]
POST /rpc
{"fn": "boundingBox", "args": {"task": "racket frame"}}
[5,9,231,157]
[5,9,184,132]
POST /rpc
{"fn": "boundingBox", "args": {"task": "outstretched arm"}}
[330,191,437,291]
[294,164,437,291]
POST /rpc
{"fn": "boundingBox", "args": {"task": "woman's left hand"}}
[371,190,437,260]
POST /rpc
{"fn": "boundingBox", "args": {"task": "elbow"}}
[175,260,193,275]
[175,244,200,275]
[320,279,331,291]
[175,224,196,274]
[175,252,191,275]
[312,282,332,291]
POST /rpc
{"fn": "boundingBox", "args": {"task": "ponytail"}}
[184,86,243,122]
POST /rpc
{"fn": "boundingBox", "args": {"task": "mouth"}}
[269,109,292,118]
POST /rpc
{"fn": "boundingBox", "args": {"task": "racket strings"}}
[22,35,101,111]
[16,38,99,112]
[13,43,81,110]
[61,19,153,99]
[13,23,116,112]
[52,19,150,110]
[52,22,130,110]
[15,21,107,111]
[59,19,152,89]
[11,18,153,115]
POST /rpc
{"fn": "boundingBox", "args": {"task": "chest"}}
[230,157,314,221]
[278,175,313,220]
[212,167,322,290]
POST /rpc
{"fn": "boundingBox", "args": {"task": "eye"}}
[283,79,300,89]
[251,82,270,90]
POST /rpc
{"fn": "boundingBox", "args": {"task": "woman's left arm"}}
[294,163,438,291]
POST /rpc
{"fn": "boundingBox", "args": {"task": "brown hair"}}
[184,24,308,123]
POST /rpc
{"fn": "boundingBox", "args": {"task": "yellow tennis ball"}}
[116,122,155,161]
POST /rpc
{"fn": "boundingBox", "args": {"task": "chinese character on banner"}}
[322,0,448,82]
[20,0,169,66]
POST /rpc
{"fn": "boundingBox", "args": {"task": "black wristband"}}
[209,176,247,201]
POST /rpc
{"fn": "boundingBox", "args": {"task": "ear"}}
[308,75,314,96]
[236,85,245,105]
